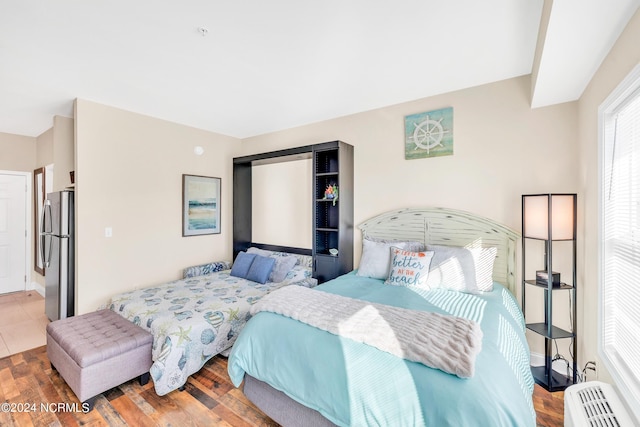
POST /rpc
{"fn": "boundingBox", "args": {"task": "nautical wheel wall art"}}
[404,107,453,160]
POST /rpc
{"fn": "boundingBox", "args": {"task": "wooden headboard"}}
[358,207,521,295]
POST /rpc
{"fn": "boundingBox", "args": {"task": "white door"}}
[0,174,26,294]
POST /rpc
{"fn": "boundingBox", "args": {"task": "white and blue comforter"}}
[228,272,536,427]
[108,264,312,395]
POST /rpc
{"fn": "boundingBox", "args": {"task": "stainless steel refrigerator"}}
[41,190,74,321]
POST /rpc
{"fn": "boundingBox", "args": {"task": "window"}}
[600,63,640,421]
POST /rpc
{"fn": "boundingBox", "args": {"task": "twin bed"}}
[106,207,535,426]
[106,250,315,395]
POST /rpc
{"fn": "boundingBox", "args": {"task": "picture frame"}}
[404,107,454,160]
[182,174,221,236]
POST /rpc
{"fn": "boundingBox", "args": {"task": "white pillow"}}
[356,238,425,280]
[425,245,497,292]
[365,236,425,252]
[385,247,435,288]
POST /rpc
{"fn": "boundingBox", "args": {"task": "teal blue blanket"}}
[228,272,535,427]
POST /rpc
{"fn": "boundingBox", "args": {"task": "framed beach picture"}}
[182,174,221,236]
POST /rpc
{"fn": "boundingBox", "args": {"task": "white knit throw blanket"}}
[251,286,483,378]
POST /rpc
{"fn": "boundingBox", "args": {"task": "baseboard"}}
[29,282,45,298]
[530,352,577,378]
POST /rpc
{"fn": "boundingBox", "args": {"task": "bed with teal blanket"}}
[227,207,536,427]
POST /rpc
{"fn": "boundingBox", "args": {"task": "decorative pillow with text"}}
[385,247,435,288]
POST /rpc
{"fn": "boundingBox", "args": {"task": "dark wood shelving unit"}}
[312,141,353,283]
[233,141,353,283]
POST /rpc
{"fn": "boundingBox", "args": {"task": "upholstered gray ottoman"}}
[46,309,153,410]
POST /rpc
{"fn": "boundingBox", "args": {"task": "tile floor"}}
[0,291,49,358]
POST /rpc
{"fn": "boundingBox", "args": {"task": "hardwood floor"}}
[0,346,563,426]
[533,384,565,427]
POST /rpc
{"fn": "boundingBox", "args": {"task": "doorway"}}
[0,171,30,295]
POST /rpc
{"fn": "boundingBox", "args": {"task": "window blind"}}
[601,67,640,418]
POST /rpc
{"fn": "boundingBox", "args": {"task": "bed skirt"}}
[243,375,336,427]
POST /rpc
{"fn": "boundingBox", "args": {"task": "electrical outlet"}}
[105,227,113,238]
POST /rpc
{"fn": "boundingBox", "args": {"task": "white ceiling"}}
[1,0,638,139]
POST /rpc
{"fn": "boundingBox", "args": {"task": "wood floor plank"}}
[0,376,11,427]
[169,385,233,427]
[191,363,233,398]
[2,402,34,427]
[0,410,13,427]
[0,366,20,400]
[120,381,157,417]
[211,399,263,427]
[93,396,128,426]
[219,387,280,427]
[0,354,11,371]
[184,381,218,410]
[534,384,564,427]
[15,374,60,427]
[30,363,80,427]
[0,346,564,426]
[109,394,157,427]
[140,387,196,427]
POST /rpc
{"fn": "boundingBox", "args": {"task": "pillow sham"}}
[230,252,256,278]
[269,255,298,283]
[247,247,300,282]
[356,237,426,280]
[364,236,425,252]
[246,255,276,284]
[425,245,498,292]
[385,247,435,288]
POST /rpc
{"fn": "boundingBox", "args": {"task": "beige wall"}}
[36,127,53,169]
[0,132,36,172]
[576,8,640,382]
[241,75,580,356]
[74,99,239,313]
[53,115,75,191]
[241,75,579,255]
[252,159,312,249]
[71,76,579,319]
[35,115,75,191]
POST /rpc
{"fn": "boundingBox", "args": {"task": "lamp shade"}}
[523,194,575,240]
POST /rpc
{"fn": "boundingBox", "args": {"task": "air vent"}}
[577,385,620,426]
[565,381,635,427]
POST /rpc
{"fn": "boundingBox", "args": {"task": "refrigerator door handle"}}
[41,233,47,268]
[42,200,52,268]
[43,199,52,233]
[44,234,52,268]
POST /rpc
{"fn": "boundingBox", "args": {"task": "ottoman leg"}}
[139,372,150,386]
[83,396,96,412]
